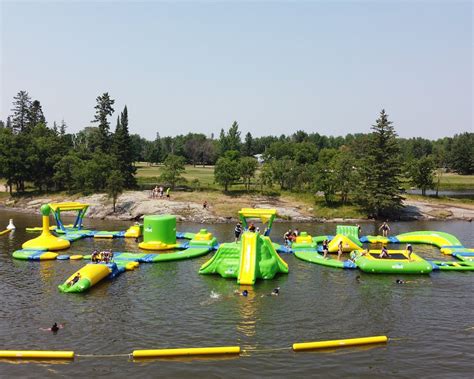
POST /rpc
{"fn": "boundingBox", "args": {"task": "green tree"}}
[53,152,85,192]
[214,152,240,191]
[159,154,185,189]
[242,132,254,156]
[107,170,125,212]
[10,90,32,133]
[449,133,473,174]
[313,148,338,204]
[27,100,46,130]
[239,157,258,191]
[112,105,136,188]
[91,92,115,153]
[355,109,404,217]
[332,148,355,204]
[219,121,241,156]
[409,155,435,196]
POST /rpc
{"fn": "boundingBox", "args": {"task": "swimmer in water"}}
[40,323,63,332]
[234,289,249,297]
[271,287,280,296]
[395,279,414,284]
[356,275,362,283]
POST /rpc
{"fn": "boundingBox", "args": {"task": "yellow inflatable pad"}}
[70,255,83,260]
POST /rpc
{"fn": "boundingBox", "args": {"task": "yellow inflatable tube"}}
[138,241,180,251]
[0,350,74,359]
[293,336,388,351]
[132,346,241,358]
[64,264,111,287]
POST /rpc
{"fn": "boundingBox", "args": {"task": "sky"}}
[1,0,472,140]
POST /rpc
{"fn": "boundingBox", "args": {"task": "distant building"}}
[254,154,264,164]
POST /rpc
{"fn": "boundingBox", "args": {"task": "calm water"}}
[0,210,473,378]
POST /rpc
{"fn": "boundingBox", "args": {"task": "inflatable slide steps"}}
[199,243,242,278]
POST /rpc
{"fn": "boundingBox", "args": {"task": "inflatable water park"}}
[8,201,474,295]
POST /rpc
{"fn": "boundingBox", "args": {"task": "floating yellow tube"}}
[70,254,83,260]
[0,350,74,359]
[132,346,241,358]
[293,336,388,351]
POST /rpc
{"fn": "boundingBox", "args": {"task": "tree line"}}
[1,90,472,217]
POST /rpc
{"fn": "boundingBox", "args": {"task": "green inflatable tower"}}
[142,215,176,244]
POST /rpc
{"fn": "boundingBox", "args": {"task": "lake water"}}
[0,210,473,378]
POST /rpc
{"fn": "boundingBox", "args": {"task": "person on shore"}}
[322,239,329,259]
[337,240,343,261]
[234,222,242,242]
[379,221,390,237]
[379,246,390,259]
[203,200,208,209]
[406,244,413,260]
[159,186,164,198]
[166,187,171,199]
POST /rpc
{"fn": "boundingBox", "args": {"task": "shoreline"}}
[1,190,473,223]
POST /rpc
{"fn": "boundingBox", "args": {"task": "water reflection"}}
[236,286,258,351]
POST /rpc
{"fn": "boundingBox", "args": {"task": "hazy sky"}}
[1,1,472,140]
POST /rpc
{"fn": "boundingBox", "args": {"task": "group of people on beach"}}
[151,186,170,199]
[91,250,114,263]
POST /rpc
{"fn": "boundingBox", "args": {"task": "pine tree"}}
[355,109,404,217]
[91,92,115,153]
[112,105,136,188]
[28,100,46,130]
[242,132,253,156]
[227,121,241,152]
[10,90,32,133]
[59,119,67,135]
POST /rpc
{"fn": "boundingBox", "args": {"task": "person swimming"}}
[271,287,280,296]
[41,323,63,332]
[396,279,405,284]
[356,275,362,283]
[234,289,249,297]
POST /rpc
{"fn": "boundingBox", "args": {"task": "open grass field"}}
[135,164,473,191]
[435,172,474,190]
[135,163,217,188]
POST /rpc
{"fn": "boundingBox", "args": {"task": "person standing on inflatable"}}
[379,221,390,237]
